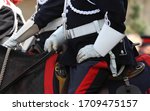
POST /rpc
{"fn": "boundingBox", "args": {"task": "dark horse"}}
[0,45,51,93]
[0,45,150,94]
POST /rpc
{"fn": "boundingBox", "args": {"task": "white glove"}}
[77,45,101,63]
[2,37,18,48]
[44,26,65,52]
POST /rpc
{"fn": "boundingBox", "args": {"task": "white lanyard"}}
[68,0,100,15]
[62,0,68,39]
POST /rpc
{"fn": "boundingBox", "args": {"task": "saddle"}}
[54,62,68,93]
[110,62,145,80]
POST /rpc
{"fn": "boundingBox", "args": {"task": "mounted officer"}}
[0,0,24,44]
[3,0,64,52]
[44,0,137,93]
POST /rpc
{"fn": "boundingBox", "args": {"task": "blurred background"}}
[16,0,150,54]
[17,0,36,20]
[126,0,150,35]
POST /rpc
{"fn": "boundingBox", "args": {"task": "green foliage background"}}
[126,0,148,35]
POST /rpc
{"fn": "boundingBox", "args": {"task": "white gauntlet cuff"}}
[93,24,125,56]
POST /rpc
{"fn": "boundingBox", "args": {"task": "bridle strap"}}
[0,48,11,86]
[0,51,55,93]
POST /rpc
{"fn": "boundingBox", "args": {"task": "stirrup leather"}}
[110,62,145,80]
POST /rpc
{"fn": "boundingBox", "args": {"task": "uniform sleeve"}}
[34,0,64,29]
[0,6,14,39]
[95,0,127,33]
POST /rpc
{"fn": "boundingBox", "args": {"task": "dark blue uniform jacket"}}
[34,0,64,29]
[58,0,137,67]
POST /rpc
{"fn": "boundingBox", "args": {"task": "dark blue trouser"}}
[45,57,110,94]
[67,60,110,94]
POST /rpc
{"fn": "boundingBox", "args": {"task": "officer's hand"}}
[44,26,65,52]
[77,45,101,63]
[44,35,59,52]
[2,38,18,49]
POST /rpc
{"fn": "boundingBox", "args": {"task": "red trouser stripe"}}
[44,54,58,94]
[136,54,150,66]
[75,61,108,94]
